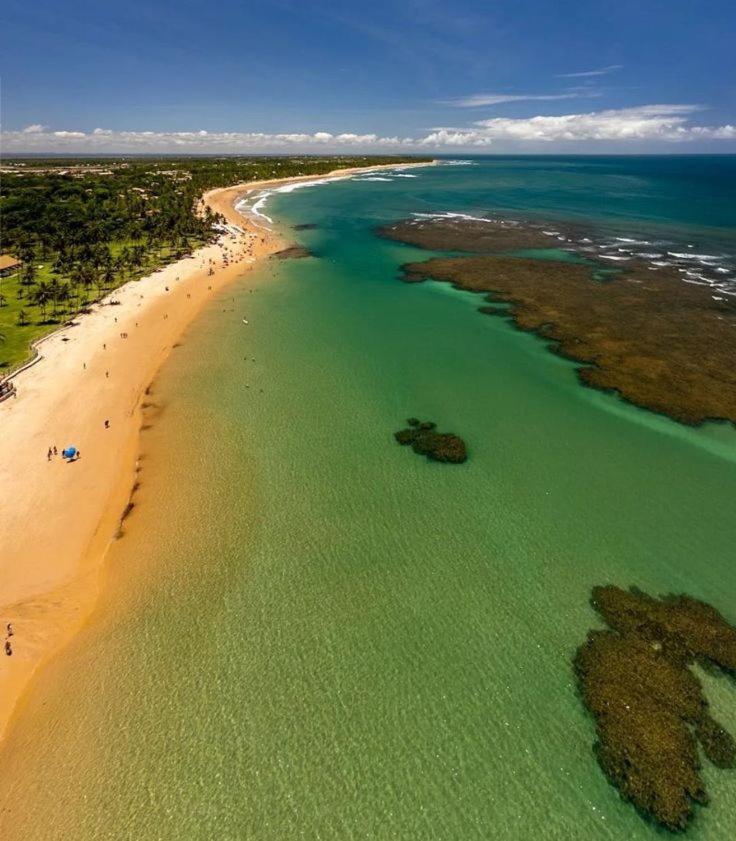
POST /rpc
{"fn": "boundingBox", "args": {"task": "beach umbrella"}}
[63,446,77,459]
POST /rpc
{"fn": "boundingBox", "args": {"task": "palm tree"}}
[56,281,72,315]
[18,242,36,267]
[93,267,106,299]
[102,263,116,291]
[49,278,62,318]
[97,247,113,288]
[31,282,52,321]
[114,253,126,279]
[78,264,96,305]
[131,245,146,274]
[19,262,37,293]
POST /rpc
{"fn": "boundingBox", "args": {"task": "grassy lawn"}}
[0,236,207,372]
[0,267,57,370]
[1,154,424,374]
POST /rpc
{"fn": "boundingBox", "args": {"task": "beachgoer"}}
[47,447,52,461]
[104,420,110,429]
[4,641,11,656]
[53,446,57,455]
[106,371,109,378]
[6,623,12,636]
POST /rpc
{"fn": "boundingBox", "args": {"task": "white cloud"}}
[557,64,623,78]
[445,92,591,108]
[690,124,736,139]
[52,130,86,139]
[335,132,377,142]
[1,128,413,152]
[1,107,734,153]
[418,104,729,146]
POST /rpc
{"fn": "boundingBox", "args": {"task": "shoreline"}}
[0,160,433,744]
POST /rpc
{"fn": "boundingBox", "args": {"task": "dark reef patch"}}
[575,585,736,831]
[478,304,511,317]
[381,215,736,425]
[396,250,736,426]
[378,217,559,253]
[271,245,313,260]
[394,418,467,463]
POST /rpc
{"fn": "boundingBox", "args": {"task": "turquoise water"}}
[402,156,736,245]
[1,158,736,840]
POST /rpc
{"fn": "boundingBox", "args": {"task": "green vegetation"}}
[0,155,426,370]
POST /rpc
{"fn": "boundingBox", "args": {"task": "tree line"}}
[1,155,426,330]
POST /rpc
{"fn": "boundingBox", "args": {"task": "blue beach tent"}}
[62,446,77,459]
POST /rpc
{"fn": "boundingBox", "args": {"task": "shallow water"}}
[2,158,736,840]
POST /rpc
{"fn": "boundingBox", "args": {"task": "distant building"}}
[0,254,22,277]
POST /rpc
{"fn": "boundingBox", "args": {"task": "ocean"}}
[2,156,736,840]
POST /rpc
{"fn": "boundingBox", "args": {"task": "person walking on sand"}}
[53,445,57,455]
[104,420,110,429]
[47,447,52,461]
[4,641,11,656]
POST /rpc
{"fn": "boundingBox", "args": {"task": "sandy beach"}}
[0,161,429,744]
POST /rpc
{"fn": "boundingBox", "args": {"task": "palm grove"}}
[0,155,423,369]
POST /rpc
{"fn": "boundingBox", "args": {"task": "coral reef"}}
[394,418,467,463]
[575,585,736,830]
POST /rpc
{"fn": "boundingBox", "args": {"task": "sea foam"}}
[411,211,494,223]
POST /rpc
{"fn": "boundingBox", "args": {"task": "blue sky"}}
[2,0,735,152]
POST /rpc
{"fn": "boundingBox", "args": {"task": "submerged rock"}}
[394,419,467,463]
[271,245,313,259]
[478,305,509,317]
[575,585,736,831]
